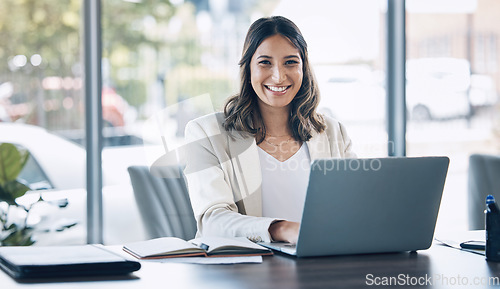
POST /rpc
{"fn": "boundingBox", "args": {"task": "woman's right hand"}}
[268,220,300,244]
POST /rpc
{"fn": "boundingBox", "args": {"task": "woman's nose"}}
[271,65,286,83]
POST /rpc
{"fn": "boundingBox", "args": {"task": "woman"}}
[184,16,355,244]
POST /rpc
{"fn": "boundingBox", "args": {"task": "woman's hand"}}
[268,220,300,244]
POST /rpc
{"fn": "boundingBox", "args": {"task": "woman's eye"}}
[285,60,299,65]
[259,60,271,65]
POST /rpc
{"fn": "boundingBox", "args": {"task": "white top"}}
[258,143,311,223]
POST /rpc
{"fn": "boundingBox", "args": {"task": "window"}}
[407,0,500,232]
[4,0,498,244]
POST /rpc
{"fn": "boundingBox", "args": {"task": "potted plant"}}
[0,143,75,246]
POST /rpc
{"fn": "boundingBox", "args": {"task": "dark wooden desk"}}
[2,243,500,289]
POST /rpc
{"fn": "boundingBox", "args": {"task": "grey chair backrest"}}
[128,165,197,240]
[468,154,500,230]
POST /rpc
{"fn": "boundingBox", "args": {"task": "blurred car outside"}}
[0,81,137,131]
[0,82,14,122]
[406,57,471,121]
[314,59,478,124]
[315,64,386,124]
[102,86,135,128]
[469,74,498,108]
[0,122,159,245]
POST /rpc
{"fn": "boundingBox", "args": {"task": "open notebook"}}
[123,236,272,259]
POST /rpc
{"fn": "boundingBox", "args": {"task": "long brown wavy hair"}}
[223,16,325,144]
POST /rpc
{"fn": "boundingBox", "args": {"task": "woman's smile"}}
[265,85,292,93]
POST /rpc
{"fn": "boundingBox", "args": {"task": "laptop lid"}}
[293,156,449,257]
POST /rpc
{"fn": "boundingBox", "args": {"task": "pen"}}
[199,243,209,251]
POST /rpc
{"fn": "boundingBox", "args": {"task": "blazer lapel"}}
[227,131,263,217]
[307,130,332,160]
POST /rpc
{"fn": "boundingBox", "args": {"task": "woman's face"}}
[250,34,303,110]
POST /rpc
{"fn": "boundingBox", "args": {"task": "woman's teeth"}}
[267,86,288,92]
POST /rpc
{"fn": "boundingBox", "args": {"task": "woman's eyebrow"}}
[256,55,300,60]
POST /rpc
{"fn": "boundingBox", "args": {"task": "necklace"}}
[264,136,292,147]
[266,133,290,138]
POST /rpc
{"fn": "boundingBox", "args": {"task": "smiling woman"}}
[183,16,356,246]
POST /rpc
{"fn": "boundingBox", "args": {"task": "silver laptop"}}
[259,157,449,257]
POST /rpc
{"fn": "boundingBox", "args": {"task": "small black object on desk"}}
[485,195,500,261]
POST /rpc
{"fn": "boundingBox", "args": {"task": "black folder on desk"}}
[0,244,141,279]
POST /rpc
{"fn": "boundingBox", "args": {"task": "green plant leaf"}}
[4,180,31,201]
[6,223,17,231]
[0,184,17,206]
[1,227,36,246]
[0,143,25,185]
[56,222,78,232]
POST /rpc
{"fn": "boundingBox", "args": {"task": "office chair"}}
[468,154,500,230]
[127,165,197,240]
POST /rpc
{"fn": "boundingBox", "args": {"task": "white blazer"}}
[183,112,356,242]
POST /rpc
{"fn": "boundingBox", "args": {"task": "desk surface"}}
[2,242,500,289]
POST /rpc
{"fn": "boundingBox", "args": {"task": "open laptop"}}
[259,156,449,257]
